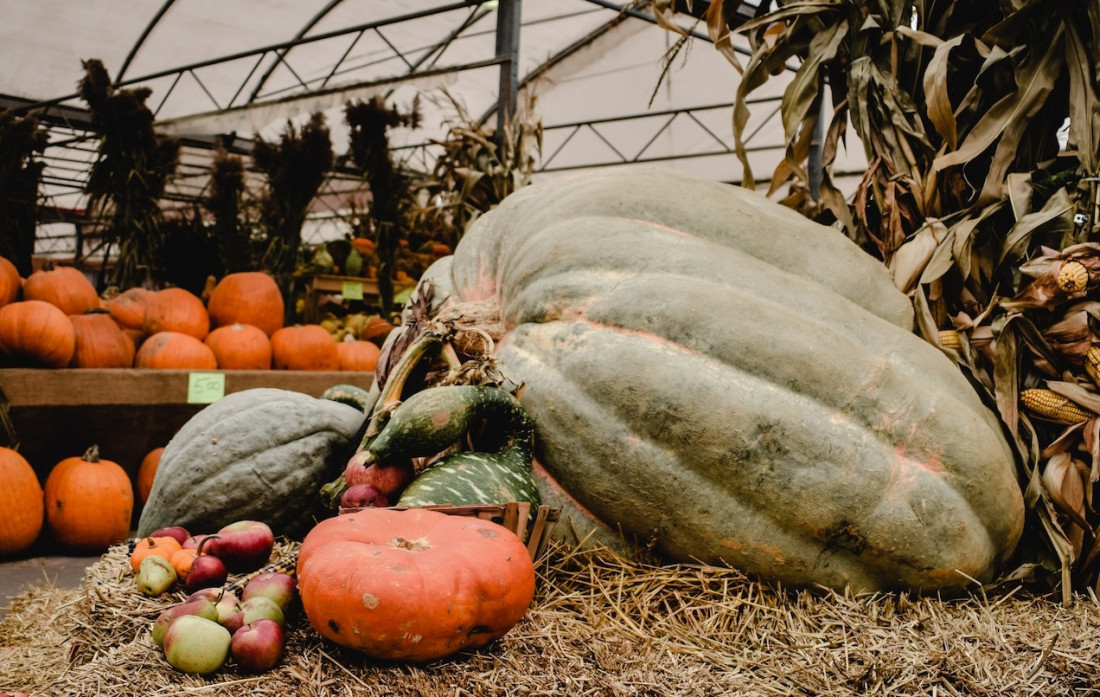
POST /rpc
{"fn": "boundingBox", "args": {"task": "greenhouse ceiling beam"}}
[13,1,489,116]
[114,0,178,84]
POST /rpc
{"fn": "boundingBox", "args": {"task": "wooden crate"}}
[0,368,374,482]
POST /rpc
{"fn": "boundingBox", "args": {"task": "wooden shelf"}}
[0,368,374,484]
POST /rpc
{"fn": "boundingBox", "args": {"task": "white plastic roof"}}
[0,0,867,253]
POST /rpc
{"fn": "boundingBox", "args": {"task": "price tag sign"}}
[341,280,364,301]
[187,372,225,404]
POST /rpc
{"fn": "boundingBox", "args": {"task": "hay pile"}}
[3,541,1100,696]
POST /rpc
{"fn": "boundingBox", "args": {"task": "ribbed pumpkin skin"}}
[137,388,364,539]
[0,256,21,308]
[204,323,272,370]
[270,325,339,371]
[69,311,136,368]
[45,447,133,553]
[335,340,380,371]
[435,166,1024,593]
[207,272,285,336]
[136,331,217,369]
[297,507,535,662]
[143,287,210,340]
[0,300,76,368]
[106,287,151,331]
[22,265,100,316]
[0,447,44,557]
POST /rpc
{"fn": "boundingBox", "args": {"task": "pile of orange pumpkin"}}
[0,443,140,559]
[0,258,392,372]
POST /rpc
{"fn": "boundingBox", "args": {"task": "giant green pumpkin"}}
[419,166,1024,593]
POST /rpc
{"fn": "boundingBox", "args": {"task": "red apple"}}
[152,597,218,647]
[231,619,285,672]
[182,533,210,550]
[344,454,414,497]
[224,596,285,634]
[185,546,228,593]
[187,588,241,625]
[242,571,298,614]
[207,521,274,573]
[148,525,190,545]
[340,483,389,509]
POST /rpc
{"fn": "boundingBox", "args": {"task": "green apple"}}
[163,615,232,675]
[136,555,177,596]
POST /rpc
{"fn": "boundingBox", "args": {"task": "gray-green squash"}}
[137,388,364,539]
[414,165,1025,593]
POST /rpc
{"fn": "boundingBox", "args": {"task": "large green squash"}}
[421,165,1025,593]
[137,388,364,539]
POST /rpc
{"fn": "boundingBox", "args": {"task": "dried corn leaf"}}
[921,34,963,148]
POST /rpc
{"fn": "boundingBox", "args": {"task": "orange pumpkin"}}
[69,309,136,368]
[22,264,100,316]
[204,323,272,370]
[0,256,21,308]
[360,316,396,345]
[351,237,376,255]
[143,287,209,340]
[297,507,536,663]
[136,446,165,504]
[135,331,218,370]
[335,339,380,371]
[106,286,151,332]
[0,447,44,557]
[130,535,183,573]
[0,300,76,368]
[270,324,339,371]
[206,272,285,337]
[45,445,134,553]
[169,546,199,580]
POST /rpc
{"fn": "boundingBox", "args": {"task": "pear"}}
[163,615,231,675]
[136,555,177,596]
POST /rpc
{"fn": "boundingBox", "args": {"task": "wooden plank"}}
[0,368,375,407]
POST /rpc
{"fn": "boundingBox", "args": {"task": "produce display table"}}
[0,368,373,482]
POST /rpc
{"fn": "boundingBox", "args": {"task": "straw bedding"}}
[3,540,1100,696]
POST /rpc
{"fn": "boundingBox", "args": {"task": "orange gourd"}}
[106,287,150,331]
[360,316,396,345]
[45,445,134,553]
[204,323,272,370]
[136,446,165,504]
[143,287,209,340]
[206,272,285,337]
[297,507,536,663]
[22,264,100,316]
[130,535,183,573]
[270,324,339,371]
[351,237,376,255]
[0,447,44,557]
[0,256,21,308]
[69,309,136,368]
[0,300,76,368]
[335,339,380,371]
[135,331,218,370]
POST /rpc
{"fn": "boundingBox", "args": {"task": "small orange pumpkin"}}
[135,331,218,370]
[143,287,210,340]
[0,256,21,308]
[0,447,44,557]
[130,535,183,573]
[204,323,272,370]
[105,286,151,332]
[0,300,76,368]
[69,309,136,368]
[45,445,134,553]
[360,316,396,345]
[270,324,339,371]
[335,339,380,371]
[169,546,199,579]
[22,264,100,316]
[136,446,165,504]
[206,272,285,337]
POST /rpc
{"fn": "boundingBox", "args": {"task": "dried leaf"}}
[922,35,964,149]
[890,218,947,292]
[1066,20,1100,173]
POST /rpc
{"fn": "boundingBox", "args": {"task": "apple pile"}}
[127,519,299,675]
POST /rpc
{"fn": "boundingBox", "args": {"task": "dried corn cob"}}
[1086,346,1100,389]
[1020,388,1096,424]
[223,550,300,596]
[938,329,962,350]
[1057,260,1090,293]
